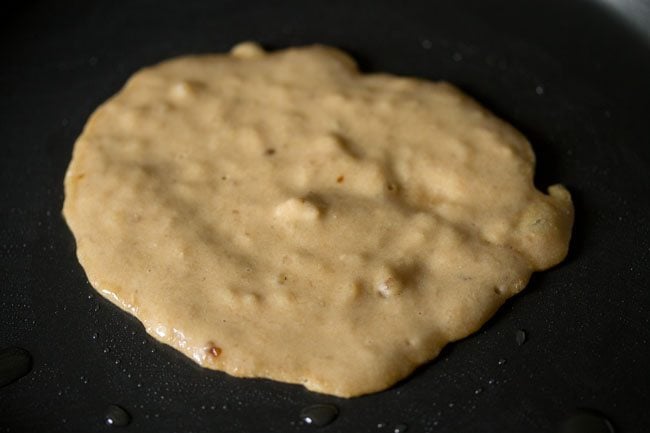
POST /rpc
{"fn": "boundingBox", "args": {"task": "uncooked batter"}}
[63,42,573,397]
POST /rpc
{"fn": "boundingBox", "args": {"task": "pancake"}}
[63,42,573,397]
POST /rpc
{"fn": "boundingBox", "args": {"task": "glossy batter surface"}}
[63,42,573,397]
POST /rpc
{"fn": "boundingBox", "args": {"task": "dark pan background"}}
[1,1,649,432]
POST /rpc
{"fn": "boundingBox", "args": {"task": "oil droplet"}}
[559,410,614,433]
[300,404,338,427]
[105,404,131,427]
[0,347,32,388]
[516,329,527,346]
[394,424,408,433]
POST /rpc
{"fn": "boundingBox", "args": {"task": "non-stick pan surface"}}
[1,1,649,432]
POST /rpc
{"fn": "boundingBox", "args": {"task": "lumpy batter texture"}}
[63,42,573,397]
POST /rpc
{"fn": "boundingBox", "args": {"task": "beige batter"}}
[63,42,573,397]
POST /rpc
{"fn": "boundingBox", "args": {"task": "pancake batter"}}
[63,42,573,397]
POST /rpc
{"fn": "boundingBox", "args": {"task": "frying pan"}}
[1,0,649,432]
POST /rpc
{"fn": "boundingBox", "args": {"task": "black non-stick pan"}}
[1,0,649,432]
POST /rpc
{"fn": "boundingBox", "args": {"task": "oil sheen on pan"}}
[63,42,573,397]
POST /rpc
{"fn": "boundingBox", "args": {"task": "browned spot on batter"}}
[207,345,222,358]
